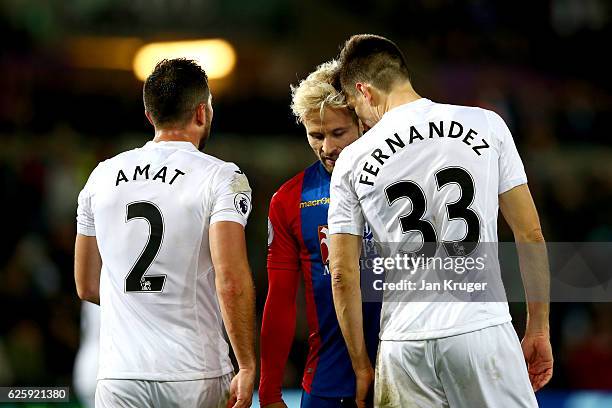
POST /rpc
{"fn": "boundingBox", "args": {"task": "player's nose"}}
[322,136,340,156]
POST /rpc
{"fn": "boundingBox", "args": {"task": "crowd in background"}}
[0,0,611,403]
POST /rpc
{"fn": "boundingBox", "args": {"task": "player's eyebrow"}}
[307,131,324,138]
[332,126,348,134]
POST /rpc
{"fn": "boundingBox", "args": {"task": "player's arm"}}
[210,221,256,369]
[499,183,553,391]
[210,222,257,408]
[74,170,101,305]
[500,184,550,334]
[74,234,102,305]
[259,193,300,408]
[209,164,256,408]
[490,108,552,391]
[329,233,372,373]
[328,152,373,408]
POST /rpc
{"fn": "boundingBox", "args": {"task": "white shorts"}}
[95,374,232,408]
[73,342,98,408]
[375,322,538,408]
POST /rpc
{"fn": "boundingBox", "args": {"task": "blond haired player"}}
[259,60,380,408]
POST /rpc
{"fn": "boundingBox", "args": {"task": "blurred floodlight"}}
[69,37,143,70]
[133,39,236,81]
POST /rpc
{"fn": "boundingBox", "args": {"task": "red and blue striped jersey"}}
[259,161,380,404]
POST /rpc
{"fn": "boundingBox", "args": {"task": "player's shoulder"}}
[270,164,317,211]
[182,148,228,167]
[430,100,489,118]
[93,145,151,170]
[158,144,234,171]
[89,147,139,177]
[432,101,505,126]
[193,151,242,178]
[100,147,138,165]
[175,149,250,183]
[431,102,512,143]
[109,143,239,171]
[89,144,242,188]
[273,168,306,201]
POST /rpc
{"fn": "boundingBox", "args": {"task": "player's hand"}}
[227,368,255,408]
[521,333,553,392]
[262,402,288,408]
[354,365,374,408]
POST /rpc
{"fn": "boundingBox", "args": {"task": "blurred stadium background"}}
[0,0,611,407]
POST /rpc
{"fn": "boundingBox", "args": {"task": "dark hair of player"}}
[143,58,210,128]
[337,34,411,95]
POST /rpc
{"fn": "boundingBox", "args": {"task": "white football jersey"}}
[76,140,252,380]
[329,98,527,340]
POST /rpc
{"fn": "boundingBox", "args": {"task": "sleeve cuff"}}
[499,176,527,194]
[210,213,247,227]
[329,224,363,236]
[76,224,96,236]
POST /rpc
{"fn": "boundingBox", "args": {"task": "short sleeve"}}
[76,169,97,236]
[210,163,253,227]
[487,110,528,194]
[329,149,365,236]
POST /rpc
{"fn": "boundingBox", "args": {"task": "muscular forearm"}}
[75,275,100,304]
[331,263,370,371]
[515,230,550,335]
[217,272,256,370]
[500,185,551,336]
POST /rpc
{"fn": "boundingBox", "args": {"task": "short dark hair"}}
[143,58,210,127]
[338,34,411,95]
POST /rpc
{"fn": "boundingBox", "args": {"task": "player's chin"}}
[323,159,336,172]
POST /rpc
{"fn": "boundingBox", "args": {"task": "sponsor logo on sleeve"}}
[234,193,251,217]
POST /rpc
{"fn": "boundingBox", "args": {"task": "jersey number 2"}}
[125,201,166,293]
[385,167,480,257]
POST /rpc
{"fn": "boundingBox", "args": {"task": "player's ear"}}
[144,110,155,127]
[356,82,367,99]
[356,83,375,106]
[195,103,206,126]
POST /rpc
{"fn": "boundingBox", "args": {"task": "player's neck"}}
[153,128,200,148]
[383,84,422,114]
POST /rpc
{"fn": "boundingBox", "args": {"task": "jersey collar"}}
[363,98,432,137]
[144,140,199,152]
[383,97,432,119]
